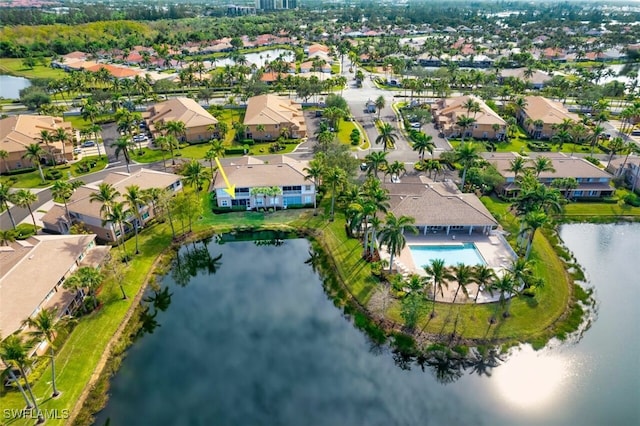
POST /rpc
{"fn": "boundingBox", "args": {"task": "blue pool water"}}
[409,243,486,268]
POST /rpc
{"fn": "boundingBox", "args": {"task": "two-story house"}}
[213,156,315,210]
[432,95,507,140]
[488,152,614,199]
[42,169,182,241]
[518,96,580,140]
[243,94,307,141]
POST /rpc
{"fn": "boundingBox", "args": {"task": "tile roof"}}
[0,234,98,336]
[213,156,309,188]
[385,178,498,227]
[486,152,611,179]
[522,96,580,125]
[147,97,218,128]
[243,95,306,133]
[0,115,74,154]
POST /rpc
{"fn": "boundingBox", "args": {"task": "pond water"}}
[0,75,31,99]
[95,224,639,426]
[213,49,294,68]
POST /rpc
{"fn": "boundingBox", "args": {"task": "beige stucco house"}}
[213,156,315,210]
[42,168,182,240]
[518,96,580,139]
[432,95,507,140]
[0,234,110,337]
[0,115,74,172]
[145,97,219,144]
[243,94,307,141]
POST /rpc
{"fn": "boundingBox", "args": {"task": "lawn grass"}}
[0,58,67,80]
[563,201,640,218]
[0,158,108,188]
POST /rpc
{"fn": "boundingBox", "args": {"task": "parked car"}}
[73,147,82,154]
[360,162,368,171]
[82,140,96,148]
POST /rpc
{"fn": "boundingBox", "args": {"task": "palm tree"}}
[455,142,480,192]
[183,160,210,194]
[508,156,529,182]
[521,209,549,259]
[324,166,346,221]
[54,127,70,162]
[164,120,187,144]
[89,182,119,218]
[490,272,518,320]
[379,212,418,272]
[51,180,74,222]
[375,95,386,120]
[472,264,496,304]
[64,266,104,310]
[123,185,147,255]
[22,307,67,397]
[532,156,555,177]
[22,143,46,183]
[304,159,324,215]
[13,189,38,230]
[412,133,435,160]
[111,137,136,173]
[103,202,129,260]
[0,334,33,409]
[423,258,447,318]
[375,122,398,151]
[364,151,388,179]
[448,263,475,303]
[0,335,43,423]
[0,183,17,229]
[38,129,56,166]
[387,160,406,182]
[0,228,17,246]
[456,115,476,142]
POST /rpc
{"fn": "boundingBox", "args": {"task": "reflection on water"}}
[95,226,640,426]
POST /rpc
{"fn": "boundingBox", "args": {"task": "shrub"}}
[583,156,602,167]
[623,193,640,207]
[3,167,36,176]
[44,169,63,180]
[15,223,37,239]
[241,139,255,146]
[224,147,245,155]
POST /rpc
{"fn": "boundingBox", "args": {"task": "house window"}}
[221,200,229,207]
[142,212,150,220]
[305,185,312,191]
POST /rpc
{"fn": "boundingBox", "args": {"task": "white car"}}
[73,147,82,154]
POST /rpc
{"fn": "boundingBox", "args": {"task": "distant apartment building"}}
[256,0,297,10]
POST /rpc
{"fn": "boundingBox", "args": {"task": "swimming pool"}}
[408,243,486,268]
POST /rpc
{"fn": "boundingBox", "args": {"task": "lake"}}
[0,75,31,99]
[95,224,640,426]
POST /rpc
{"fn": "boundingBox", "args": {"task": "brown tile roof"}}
[213,156,309,188]
[85,63,141,78]
[435,95,506,127]
[147,97,218,128]
[385,179,498,227]
[244,94,306,133]
[0,115,74,154]
[486,152,611,179]
[0,234,98,336]
[522,96,579,125]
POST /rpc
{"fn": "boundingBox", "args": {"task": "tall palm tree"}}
[364,151,388,179]
[324,166,346,221]
[521,209,549,259]
[375,95,386,120]
[0,228,17,246]
[51,180,74,222]
[379,212,418,272]
[38,129,56,166]
[472,264,496,304]
[455,142,480,191]
[0,335,43,422]
[0,149,9,174]
[531,156,555,177]
[123,185,147,255]
[456,115,476,142]
[490,272,518,320]
[54,127,70,162]
[304,159,324,215]
[508,156,529,182]
[0,183,17,229]
[183,160,210,194]
[423,258,447,318]
[111,136,136,173]
[412,133,435,160]
[0,334,33,409]
[64,266,104,310]
[164,120,187,145]
[22,143,46,183]
[103,202,129,260]
[375,122,398,151]
[448,263,475,303]
[22,307,67,397]
[387,160,406,182]
[13,189,38,230]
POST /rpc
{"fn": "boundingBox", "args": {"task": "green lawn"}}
[563,201,640,218]
[0,58,67,80]
[336,118,367,149]
[0,157,108,188]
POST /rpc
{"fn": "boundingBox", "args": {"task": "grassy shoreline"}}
[0,197,613,425]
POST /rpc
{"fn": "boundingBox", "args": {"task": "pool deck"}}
[379,232,517,304]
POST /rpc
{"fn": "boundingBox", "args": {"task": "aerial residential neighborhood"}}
[0,1,639,425]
